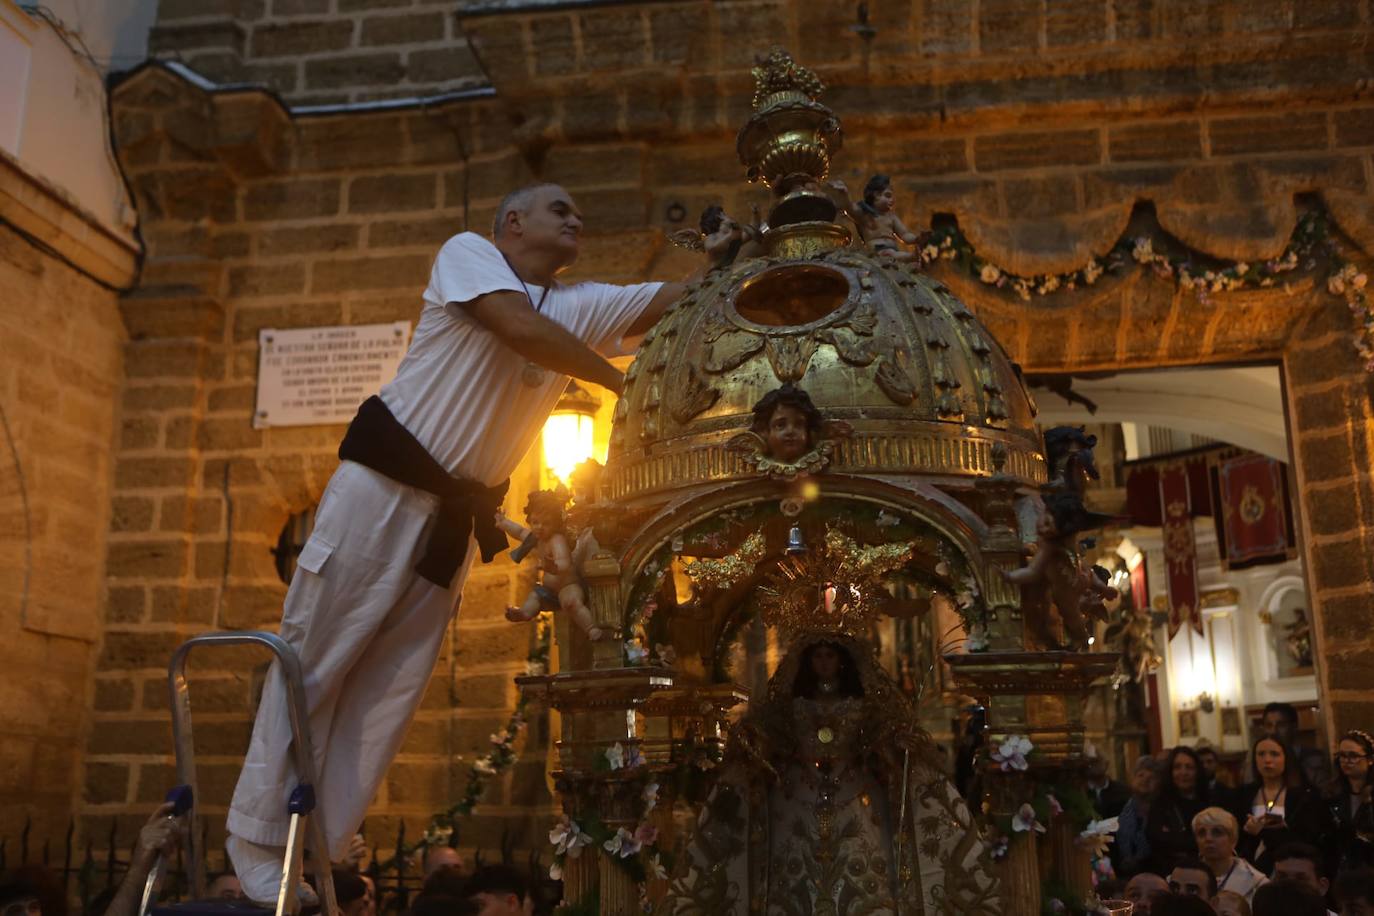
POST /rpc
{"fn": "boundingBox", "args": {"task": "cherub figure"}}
[669,205,763,269]
[727,384,852,479]
[830,174,920,260]
[1002,492,1116,646]
[495,490,605,640]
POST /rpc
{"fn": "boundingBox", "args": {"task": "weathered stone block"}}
[1335,109,1374,148]
[159,496,226,535]
[259,224,360,255]
[360,12,445,47]
[304,53,406,91]
[1316,591,1374,643]
[149,20,246,57]
[577,8,648,71]
[142,674,251,714]
[386,761,446,806]
[111,497,156,533]
[1298,431,1357,483]
[98,631,188,671]
[1108,122,1204,163]
[106,539,190,580]
[271,0,329,16]
[228,262,308,298]
[1311,536,1369,591]
[219,585,288,630]
[93,678,136,712]
[1305,482,1360,537]
[151,585,221,625]
[84,762,131,805]
[348,174,438,213]
[1208,114,1329,156]
[408,46,484,85]
[197,417,264,451]
[116,456,197,490]
[979,0,1040,53]
[242,178,342,221]
[250,19,353,57]
[106,586,148,625]
[974,130,1101,171]
[311,254,431,293]
[234,301,345,342]
[529,15,577,77]
[1045,0,1107,46]
[367,216,461,249]
[1329,648,1374,691]
[1294,387,1353,433]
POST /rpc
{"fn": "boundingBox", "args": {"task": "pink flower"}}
[634,823,658,848]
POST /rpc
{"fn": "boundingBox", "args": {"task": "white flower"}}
[991,735,1033,771]
[473,757,497,776]
[603,826,641,858]
[922,244,940,261]
[647,853,668,880]
[1076,817,1118,857]
[1132,238,1154,263]
[549,815,593,857]
[525,660,546,676]
[548,861,563,880]
[935,560,951,576]
[979,263,1002,284]
[1036,275,1060,295]
[606,742,626,770]
[642,782,660,813]
[1355,272,1368,289]
[965,625,989,652]
[1012,803,1045,833]
[1234,261,1249,276]
[1047,794,1063,817]
[624,639,648,664]
[489,731,508,747]
[1083,259,1103,284]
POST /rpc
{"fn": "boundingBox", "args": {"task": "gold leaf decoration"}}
[757,528,915,637]
[684,532,768,590]
[703,329,765,373]
[671,364,721,423]
[844,301,878,335]
[874,348,916,405]
[764,336,818,382]
[822,326,878,367]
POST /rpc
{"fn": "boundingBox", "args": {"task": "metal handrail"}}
[165,631,338,916]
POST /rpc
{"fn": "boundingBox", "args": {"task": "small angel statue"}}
[728,384,852,480]
[830,174,921,260]
[669,205,763,269]
[495,489,606,640]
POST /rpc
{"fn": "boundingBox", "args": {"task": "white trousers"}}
[226,460,471,864]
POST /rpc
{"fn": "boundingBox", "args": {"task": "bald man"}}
[226,184,686,904]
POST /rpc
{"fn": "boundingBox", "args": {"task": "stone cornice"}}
[0,148,141,290]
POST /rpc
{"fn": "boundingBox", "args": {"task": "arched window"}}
[271,506,317,585]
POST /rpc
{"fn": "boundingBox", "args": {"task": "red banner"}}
[1130,558,1149,612]
[1160,462,1202,639]
[1217,453,1292,568]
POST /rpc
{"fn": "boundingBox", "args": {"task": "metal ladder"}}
[141,631,338,916]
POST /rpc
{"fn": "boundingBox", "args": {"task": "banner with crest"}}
[1216,453,1295,569]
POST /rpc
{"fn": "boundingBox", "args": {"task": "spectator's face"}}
[1132,766,1158,796]
[1169,866,1212,900]
[1172,753,1198,793]
[1194,821,1235,860]
[1272,859,1328,896]
[1125,874,1169,913]
[207,875,245,901]
[1215,891,1249,916]
[517,186,582,265]
[474,892,531,916]
[1263,711,1296,743]
[1199,750,1218,779]
[1339,739,1373,782]
[1255,739,1286,782]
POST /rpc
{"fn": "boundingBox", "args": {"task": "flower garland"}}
[918,209,1373,370]
[403,614,553,858]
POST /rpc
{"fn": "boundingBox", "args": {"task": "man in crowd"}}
[1336,868,1374,916]
[1168,858,1217,905]
[1263,703,1330,785]
[1126,872,1170,914]
[1085,745,1131,819]
[226,183,699,904]
[465,865,534,916]
[1271,844,1337,916]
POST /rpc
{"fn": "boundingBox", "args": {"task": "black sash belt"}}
[338,396,509,587]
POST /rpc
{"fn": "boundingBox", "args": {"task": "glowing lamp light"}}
[541,383,600,485]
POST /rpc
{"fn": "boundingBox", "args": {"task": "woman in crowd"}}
[1235,735,1331,873]
[1192,806,1267,902]
[1117,754,1163,875]
[1147,746,1211,872]
[1327,729,1374,873]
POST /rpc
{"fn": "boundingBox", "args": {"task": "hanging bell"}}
[785,524,807,556]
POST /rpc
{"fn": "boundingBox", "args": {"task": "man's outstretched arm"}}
[626,282,686,338]
[459,290,626,395]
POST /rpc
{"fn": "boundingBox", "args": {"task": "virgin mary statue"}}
[660,632,1000,915]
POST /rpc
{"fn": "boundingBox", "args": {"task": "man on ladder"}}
[226,184,691,905]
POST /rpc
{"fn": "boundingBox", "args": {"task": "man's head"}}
[465,865,532,916]
[332,869,369,916]
[1336,866,1374,916]
[1151,893,1220,916]
[421,844,463,878]
[1192,806,1238,861]
[1125,872,1170,914]
[1215,890,1252,916]
[1270,843,1328,897]
[1262,702,1299,745]
[206,873,245,901]
[1253,881,1327,916]
[1197,746,1219,780]
[492,184,583,269]
[1168,858,1217,902]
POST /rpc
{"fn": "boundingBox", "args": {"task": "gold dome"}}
[605,249,1045,505]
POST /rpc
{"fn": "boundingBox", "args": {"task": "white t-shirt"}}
[379,232,661,484]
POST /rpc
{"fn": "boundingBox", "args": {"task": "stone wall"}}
[0,162,131,842]
[90,0,1374,863]
[147,0,487,106]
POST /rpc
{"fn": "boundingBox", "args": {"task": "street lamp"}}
[542,382,600,486]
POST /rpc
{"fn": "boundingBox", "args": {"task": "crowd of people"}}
[0,805,544,916]
[1093,703,1374,915]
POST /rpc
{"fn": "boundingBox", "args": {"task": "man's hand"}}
[134,802,183,868]
[340,833,368,869]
